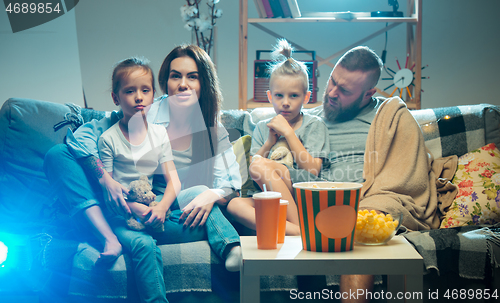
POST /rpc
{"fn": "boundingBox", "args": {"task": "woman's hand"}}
[99,173,131,216]
[179,189,220,228]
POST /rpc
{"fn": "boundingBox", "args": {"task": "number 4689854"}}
[443,288,498,300]
[6,2,61,14]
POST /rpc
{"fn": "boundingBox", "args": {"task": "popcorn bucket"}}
[293,182,363,252]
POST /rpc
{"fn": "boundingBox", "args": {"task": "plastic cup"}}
[253,191,282,249]
[277,200,288,244]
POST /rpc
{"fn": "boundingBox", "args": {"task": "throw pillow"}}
[440,143,500,228]
[231,135,259,197]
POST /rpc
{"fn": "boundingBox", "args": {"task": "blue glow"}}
[0,233,22,271]
[0,241,7,265]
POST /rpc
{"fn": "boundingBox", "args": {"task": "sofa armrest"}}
[0,98,105,230]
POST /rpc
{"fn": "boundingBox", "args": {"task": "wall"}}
[243,0,500,109]
[0,5,83,108]
[1,0,499,111]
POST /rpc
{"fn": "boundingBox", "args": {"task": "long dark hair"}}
[158,45,222,188]
[159,44,222,129]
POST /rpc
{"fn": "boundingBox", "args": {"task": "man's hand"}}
[99,173,131,216]
[179,189,220,228]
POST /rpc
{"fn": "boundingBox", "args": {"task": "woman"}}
[151,44,242,266]
[43,45,241,303]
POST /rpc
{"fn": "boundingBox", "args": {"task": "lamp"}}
[371,0,404,17]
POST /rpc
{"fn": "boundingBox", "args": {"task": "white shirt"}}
[98,121,173,187]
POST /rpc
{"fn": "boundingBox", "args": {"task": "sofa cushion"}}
[66,240,238,298]
[440,143,500,228]
[220,109,253,141]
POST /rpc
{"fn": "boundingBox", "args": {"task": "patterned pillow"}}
[440,143,500,228]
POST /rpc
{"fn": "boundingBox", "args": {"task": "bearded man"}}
[309,46,457,303]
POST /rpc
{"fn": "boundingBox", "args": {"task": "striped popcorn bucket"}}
[293,182,363,252]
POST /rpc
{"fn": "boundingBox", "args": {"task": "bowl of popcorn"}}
[354,210,402,245]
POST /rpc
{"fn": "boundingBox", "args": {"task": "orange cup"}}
[253,191,282,249]
[277,200,288,244]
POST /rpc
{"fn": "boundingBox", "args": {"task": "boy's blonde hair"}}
[268,39,309,93]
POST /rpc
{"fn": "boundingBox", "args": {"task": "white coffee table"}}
[240,235,423,303]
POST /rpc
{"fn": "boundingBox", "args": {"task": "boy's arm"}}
[255,133,276,158]
[284,133,323,176]
[276,116,328,176]
[251,121,277,159]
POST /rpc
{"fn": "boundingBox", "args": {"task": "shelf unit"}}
[238,0,422,110]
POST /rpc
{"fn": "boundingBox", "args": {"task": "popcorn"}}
[310,183,336,189]
[355,210,400,244]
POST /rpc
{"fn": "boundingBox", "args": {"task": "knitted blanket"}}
[404,224,500,279]
[360,98,458,230]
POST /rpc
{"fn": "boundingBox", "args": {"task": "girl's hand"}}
[99,174,131,216]
[267,115,294,138]
[143,204,167,229]
[179,189,220,228]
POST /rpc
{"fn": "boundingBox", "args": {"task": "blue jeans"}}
[109,186,239,302]
[44,144,171,302]
[44,144,240,302]
[151,185,240,259]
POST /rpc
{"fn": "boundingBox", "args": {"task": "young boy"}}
[227,39,330,235]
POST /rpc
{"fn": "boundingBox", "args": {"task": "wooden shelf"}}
[239,0,422,110]
[248,16,418,23]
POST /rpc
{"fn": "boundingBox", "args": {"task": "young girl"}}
[98,57,181,231]
[102,52,241,273]
[45,50,241,302]
[227,39,330,235]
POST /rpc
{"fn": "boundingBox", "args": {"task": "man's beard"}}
[323,92,365,123]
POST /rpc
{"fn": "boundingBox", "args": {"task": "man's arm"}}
[96,135,132,216]
[79,155,130,216]
[65,111,130,216]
